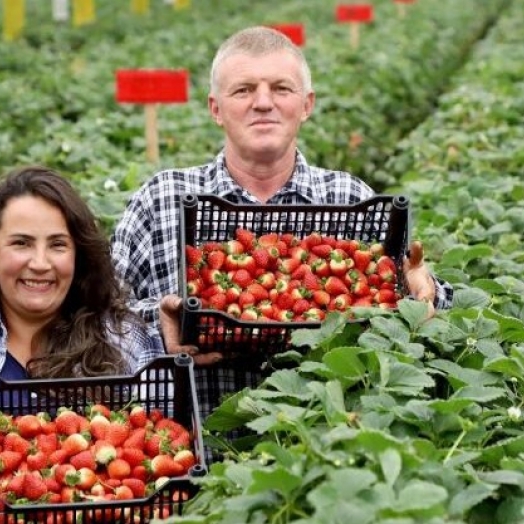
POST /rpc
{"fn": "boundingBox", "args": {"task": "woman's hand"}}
[403,241,436,318]
[159,294,223,366]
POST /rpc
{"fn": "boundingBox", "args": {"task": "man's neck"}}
[224,146,297,203]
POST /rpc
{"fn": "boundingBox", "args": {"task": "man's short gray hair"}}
[209,26,313,96]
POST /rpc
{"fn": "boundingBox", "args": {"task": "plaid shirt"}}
[111,150,454,419]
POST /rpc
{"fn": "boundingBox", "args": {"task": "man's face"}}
[208,50,315,163]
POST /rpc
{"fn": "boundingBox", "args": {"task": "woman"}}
[0,166,159,381]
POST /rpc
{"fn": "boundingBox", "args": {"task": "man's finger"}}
[407,240,424,267]
[193,352,223,366]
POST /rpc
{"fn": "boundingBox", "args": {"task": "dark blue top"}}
[1,351,28,380]
[1,352,30,412]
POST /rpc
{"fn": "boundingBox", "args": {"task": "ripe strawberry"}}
[107,458,132,480]
[302,271,322,292]
[114,484,135,501]
[238,291,256,309]
[352,296,373,307]
[257,232,279,248]
[123,427,147,450]
[122,478,146,498]
[224,239,244,255]
[132,465,148,483]
[89,403,111,418]
[235,228,255,251]
[93,441,117,465]
[0,450,23,473]
[335,238,359,256]
[329,250,348,277]
[186,278,204,296]
[226,303,242,318]
[23,472,48,501]
[5,472,26,498]
[26,450,48,471]
[121,447,146,469]
[311,258,329,277]
[208,293,227,311]
[147,455,184,479]
[370,242,385,259]
[353,248,372,272]
[302,232,323,250]
[312,290,330,307]
[54,464,76,486]
[292,298,311,316]
[288,246,308,262]
[55,409,81,436]
[70,450,96,471]
[311,244,333,259]
[231,268,253,288]
[303,307,325,321]
[48,449,68,465]
[89,413,110,440]
[4,432,31,455]
[206,249,226,270]
[376,256,396,283]
[374,288,397,304]
[15,414,42,439]
[257,272,276,290]
[185,245,204,267]
[236,254,256,276]
[252,247,270,269]
[62,433,90,457]
[173,449,196,473]
[240,307,260,321]
[278,258,301,275]
[331,293,352,311]
[105,420,130,447]
[324,276,349,296]
[246,282,269,302]
[202,241,224,253]
[71,467,97,491]
[280,232,299,247]
[276,292,295,311]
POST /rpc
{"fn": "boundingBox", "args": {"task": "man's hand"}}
[403,241,436,318]
[159,294,223,366]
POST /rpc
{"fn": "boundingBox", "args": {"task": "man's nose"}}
[252,85,274,109]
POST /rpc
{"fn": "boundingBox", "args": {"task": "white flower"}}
[507,406,522,421]
[103,179,118,191]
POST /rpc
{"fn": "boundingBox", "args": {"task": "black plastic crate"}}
[0,354,206,523]
[179,193,410,356]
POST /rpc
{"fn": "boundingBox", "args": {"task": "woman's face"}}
[0,195,76,326]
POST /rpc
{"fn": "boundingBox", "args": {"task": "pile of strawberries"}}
[0,404,196,522]
[185,228,402,323]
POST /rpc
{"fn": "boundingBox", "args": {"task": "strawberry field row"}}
[173,2,524,523]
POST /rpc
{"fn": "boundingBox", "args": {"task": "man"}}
[111,26,453,420]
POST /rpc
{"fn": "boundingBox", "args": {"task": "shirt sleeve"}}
[433,277,454,310]
[110,184,161,332]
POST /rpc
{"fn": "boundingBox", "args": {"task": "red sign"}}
[336,4,374,23]
[115,69,189,104]
[270,23,305,46]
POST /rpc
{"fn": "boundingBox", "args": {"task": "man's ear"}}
[301,91,316,123]
[208,95,223,126]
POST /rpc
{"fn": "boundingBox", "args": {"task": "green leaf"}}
[397,299,430,330]
[323,347,367,381]
[380,448,402,487]
[449,483,497,516]
[383,362,435,395]
[307,380,348,426]
[441,245,493,266]
[394,480,448,512]
[249,467,302,497]
[451,386,506,402]
[452,289,491,309]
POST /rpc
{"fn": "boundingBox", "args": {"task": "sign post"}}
[115,69,189,163]
[2,0,25,42]
[269,23,305,46]
[394,0,416,19]
[335,4,374,50]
